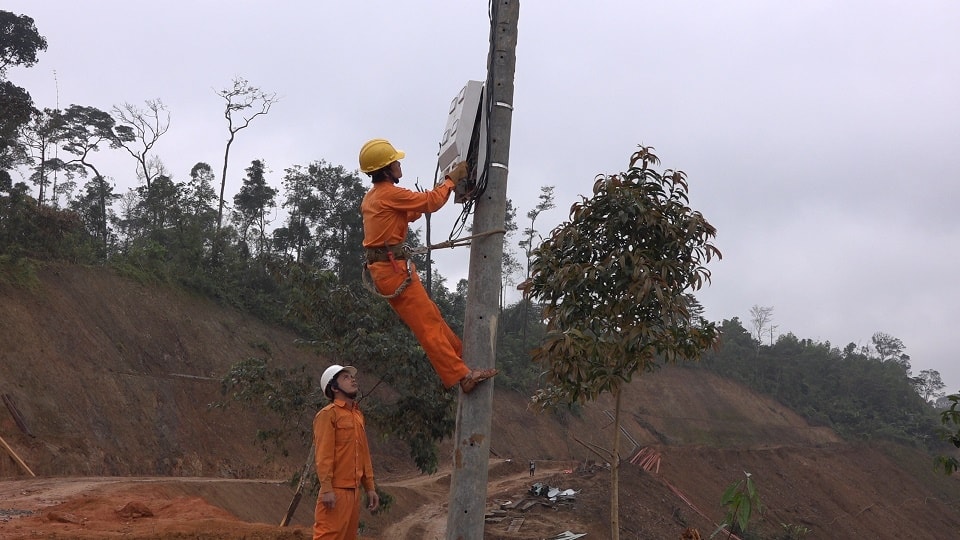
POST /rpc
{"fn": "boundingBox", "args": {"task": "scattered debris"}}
[574,460,606,475]
[484,507,508,523]
[507,517,524,532]
[0,508,35,523]
[518,499,540,512]
[629,446,662,473]
[529,482,578,502]
[116,501,154,519]
[548,531,586,540]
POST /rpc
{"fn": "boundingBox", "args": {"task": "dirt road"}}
[0,460,592,539]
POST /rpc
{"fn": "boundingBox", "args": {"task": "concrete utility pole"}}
[445,1,519,539]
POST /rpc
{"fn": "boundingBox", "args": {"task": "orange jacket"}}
[361,178,455,248]
[313,400,375,494]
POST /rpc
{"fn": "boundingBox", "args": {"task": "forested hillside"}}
[696,319,949,448]
[3,13,959,536]
[2,262,960,539]
[3,6,956,475]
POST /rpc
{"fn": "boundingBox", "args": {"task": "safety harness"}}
[361,229,505,300]
[362,244,414,300]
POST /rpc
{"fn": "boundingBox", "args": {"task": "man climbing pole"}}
[359,138,498,394]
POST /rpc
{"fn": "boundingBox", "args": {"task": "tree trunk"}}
[611,386,621,540]
[216,132,235,253]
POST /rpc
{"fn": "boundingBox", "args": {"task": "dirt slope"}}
[1,262,958,539]
[0,262,322,479]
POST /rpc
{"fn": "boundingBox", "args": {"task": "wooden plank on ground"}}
[518,499,539,512]
[0,433,35,476]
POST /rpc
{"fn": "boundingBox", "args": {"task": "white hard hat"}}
[321,364,357,399]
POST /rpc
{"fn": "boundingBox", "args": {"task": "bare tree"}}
[517,185,555,346]
[519,185,556,281]
[749,305,774,384]
[213,77,278,249]
[499,198,521,308]
[111,99,170,189]
[749,305,774,344]
[915,369,946,403]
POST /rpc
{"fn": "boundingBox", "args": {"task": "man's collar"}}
[333,397,357,409]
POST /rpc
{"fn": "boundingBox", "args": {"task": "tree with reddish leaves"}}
[525,145,721,539]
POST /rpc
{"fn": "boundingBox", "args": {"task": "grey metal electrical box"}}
[437,80,487,202]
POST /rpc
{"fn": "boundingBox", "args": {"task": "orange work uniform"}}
[313,400,376,540]
[361,178,471,388]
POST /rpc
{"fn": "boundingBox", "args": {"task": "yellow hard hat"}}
[359,138,405,173]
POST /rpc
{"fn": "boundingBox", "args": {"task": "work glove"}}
[448,161,469,186]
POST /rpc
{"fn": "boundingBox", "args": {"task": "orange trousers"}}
[367,261,471,388]
[313,487,360,540]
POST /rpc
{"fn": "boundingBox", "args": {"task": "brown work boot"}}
[460,368,499,394]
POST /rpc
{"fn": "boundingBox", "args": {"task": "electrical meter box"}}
[437,80,487,203]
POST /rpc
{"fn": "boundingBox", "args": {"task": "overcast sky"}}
[7,1,959,394]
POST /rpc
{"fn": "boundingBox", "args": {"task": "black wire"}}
[473,0,496,201]
[432,0,499,243]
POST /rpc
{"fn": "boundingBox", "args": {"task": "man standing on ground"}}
[313,364,379,540]
[359,138,498,394]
